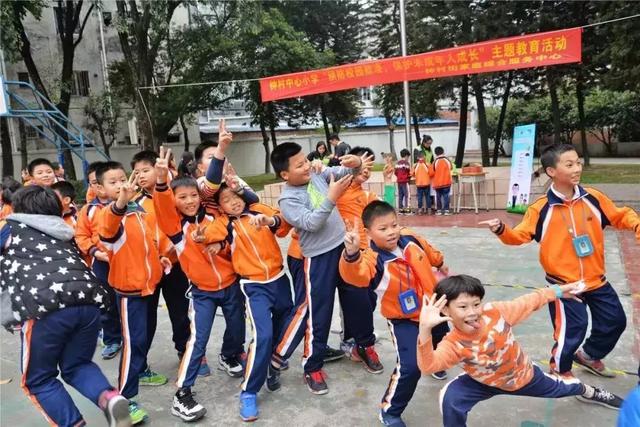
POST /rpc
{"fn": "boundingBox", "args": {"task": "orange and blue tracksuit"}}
[418,289,586,427]
[133,188,190,356]
[339,229,448,418]
[76,198,121,347]
[98,201,166,399]
[431,155,453,212]
[203,203,296,394]
[198,156,259,215]
[153,182,245,389]
[412,160,432,211]
[494,184,640,373]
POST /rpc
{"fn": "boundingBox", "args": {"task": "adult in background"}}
[307,141,331,166]
[328,134,351,166]
[413,135,434,164]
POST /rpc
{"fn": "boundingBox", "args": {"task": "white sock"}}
[582,384,595,398]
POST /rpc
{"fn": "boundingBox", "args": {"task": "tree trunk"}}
[19,121,28,170]
[1,117,14,177]
[320,102,331,147]
[575,70,590,166]
[471,76,490,167]
[455,76,469,168]
[259,117,271,174]
[385,116,397,159]
[547,69,561,145]
[412,114,421,146]
[180,115,190,152]
[96,123,111,158]
[492,71,513,166]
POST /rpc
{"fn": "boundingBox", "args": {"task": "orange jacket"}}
[75,199,109,267]
[431,156,453,189]
[98,202,166,295]
[0,204,12,220]
[134,189,178,264]
[287,231,303,260]
[203,203,291,282]
[418,288,556,391]
[153,184,237,291]
[412,160,432,187]
[495,185,640,292]
[337,183,379,250]
[339,229,443,321]
[63,208,78,231]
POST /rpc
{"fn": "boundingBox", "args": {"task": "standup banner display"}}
[260,27,582,102]
[507,124,536,214]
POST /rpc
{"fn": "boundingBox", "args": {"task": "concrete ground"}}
[1,226,637,427]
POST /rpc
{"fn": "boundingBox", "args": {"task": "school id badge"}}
[572,234,594,258]
[399,289,419,315]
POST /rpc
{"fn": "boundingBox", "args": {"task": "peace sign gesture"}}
[191,224,206,244]
[344,216,361,256]
[155,145,172,184]
[116,170,139,209]
[218,118,232,150]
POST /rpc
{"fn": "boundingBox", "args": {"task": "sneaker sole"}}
[197,370,212,377]
[378,411,406,427]
[107,397,132,427]
[218,365,243,378]
[575,395,620,410]
[171,407,207,422]
[363,364,384,375]
[265,384,281,393]
[240,414,259,422]
[431,374,448,380]
[102,349,121,360]
[130,414,148,425]
[323,354,346,363]
[138,380,168,387]
[304,379,329,395]
[573,359,616,378]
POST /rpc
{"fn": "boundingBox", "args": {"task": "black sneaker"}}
[576,386,623,410]
[218,354,243,378]
[355,345,384,374]
[172,387,207,422]
[303,370,329,395]
[323,346,346,363]
[266,364,281,392]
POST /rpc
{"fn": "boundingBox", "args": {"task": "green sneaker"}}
[128,401,148,425]
[138,367,168,386]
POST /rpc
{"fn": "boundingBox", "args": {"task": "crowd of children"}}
[1,127,638,427]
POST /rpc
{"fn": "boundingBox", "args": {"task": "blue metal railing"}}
[1,79,110,179]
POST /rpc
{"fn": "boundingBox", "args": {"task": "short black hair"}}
[270,142,302,179]
[1,176,22,205]
[194,141,218,164]
[170,176,199,192]
[95,161,125,184]
[131,150,158,169]
[212,182,241,207]
[422,135,433,143]
[178,152,196,176]
[87,161,104,177]
[348,146,375,161]
[27,158,54,176]
[51,180,76,201]
[540,144,577,175]
[400,149,410,158]
[362,200,396,228]
[329,134,340,141]
[435,274,485,305]
[12,185,63,217]
[51,161,61,170]
[434,146,444,156]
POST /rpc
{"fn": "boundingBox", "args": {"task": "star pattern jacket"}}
[0,213,109,329]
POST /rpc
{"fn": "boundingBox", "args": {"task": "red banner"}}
[260,27,581,102]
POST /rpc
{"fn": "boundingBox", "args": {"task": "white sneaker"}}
[172,388,206,422]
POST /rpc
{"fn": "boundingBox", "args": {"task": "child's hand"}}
[419,294,452,331]
[94,250,109,262]
[204,242,222,257]
[191,224,206,244]
[478,218,502,233]
[327,173,353,203]
[558,282,585,302]
[340,153,374,171]
[215,118,233,159]
[155,146,172,184]
[344,217,361,255]
[160,256,172,274]
[249,214,275,229]
[116,171,138,209]
[311,159,324,174]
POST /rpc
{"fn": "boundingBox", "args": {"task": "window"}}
[17,72,30,83]
[24,125,43,139]
[71,71,90,96]
[360,87,371,101]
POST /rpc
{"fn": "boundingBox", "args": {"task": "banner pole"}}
[399,0,413,164]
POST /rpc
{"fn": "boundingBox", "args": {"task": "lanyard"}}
[558,199,589,238]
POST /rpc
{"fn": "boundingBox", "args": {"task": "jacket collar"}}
[547,184,587,206]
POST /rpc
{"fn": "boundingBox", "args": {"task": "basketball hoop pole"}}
[399,0,413,164]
